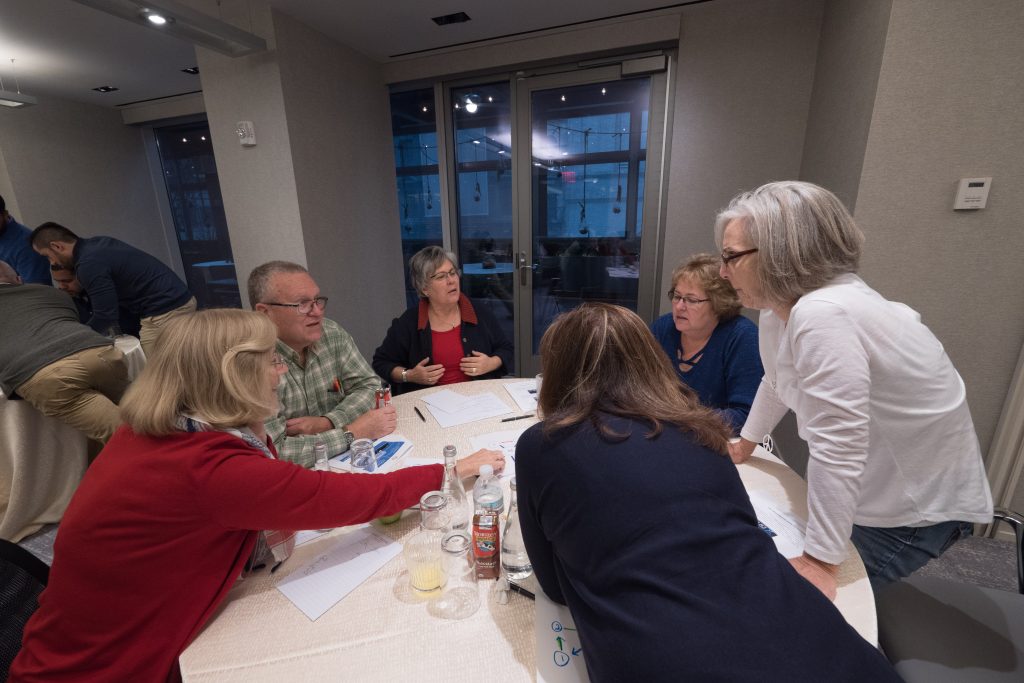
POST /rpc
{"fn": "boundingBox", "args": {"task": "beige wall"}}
[658,0,825,304]
[273,10,407,355]
[0,97,174,266]
[800,0,892,210]
[851,0,1024,502]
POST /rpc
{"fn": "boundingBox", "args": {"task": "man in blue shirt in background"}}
[30,222,195,357]
[0,195,50,284]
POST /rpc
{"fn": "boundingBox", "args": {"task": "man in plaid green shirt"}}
[250,261,397,467]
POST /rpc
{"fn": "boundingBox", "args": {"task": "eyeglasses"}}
[271,353,287,367]
[429,268,460,282]
[668,293,710,306]
[265,297,328,315]
[721,247,759,267]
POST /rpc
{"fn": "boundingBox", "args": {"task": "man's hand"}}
[727,437,757,464]
[789,553,839,601]
[406,357,445,385]
[285,416,333,436]
[455,448,506,478]
[346,405,398,440]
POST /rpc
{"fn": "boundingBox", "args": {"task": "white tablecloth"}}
[180,379,876,682]
[0,336,146,542]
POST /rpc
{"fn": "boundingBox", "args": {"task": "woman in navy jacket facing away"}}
[514,303,898,683]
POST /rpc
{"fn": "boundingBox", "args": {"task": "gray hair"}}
[0,260,20,284]
[714,181,863,306]
[247,261,309,309]
[408,246,459,297]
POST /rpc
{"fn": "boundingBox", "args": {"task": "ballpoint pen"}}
[501,414,535,422]
[414,406,426,422]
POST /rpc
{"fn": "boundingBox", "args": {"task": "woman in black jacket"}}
[373,246,512,394]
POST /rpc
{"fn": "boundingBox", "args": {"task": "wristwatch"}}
[401,368,408,383]
[342,430,355,447]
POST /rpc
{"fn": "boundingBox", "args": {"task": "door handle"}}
[519,251,530,286]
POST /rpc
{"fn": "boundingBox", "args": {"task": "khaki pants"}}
[16,345,130,443]
[139,297,197,358]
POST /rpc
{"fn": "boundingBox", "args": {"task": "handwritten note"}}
[469,428,530,479]
[747,491,806,559]
[535,591,589,682]
[276,527,401,620]
[504,380,538,412]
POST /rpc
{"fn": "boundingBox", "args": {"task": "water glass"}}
[419,491,451,532]
[404,530,446,593]
[350,438,376,473]
[430,530,479,619]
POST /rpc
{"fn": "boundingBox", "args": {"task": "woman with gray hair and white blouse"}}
[717,181,991,598]
[373,245,513,395]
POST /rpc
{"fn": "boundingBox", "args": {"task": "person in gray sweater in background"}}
[0,260,129,442]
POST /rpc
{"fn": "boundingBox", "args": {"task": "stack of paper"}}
[421,388,513,427]
[504,380,539,412]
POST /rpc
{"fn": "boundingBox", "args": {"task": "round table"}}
[180,379,877,682]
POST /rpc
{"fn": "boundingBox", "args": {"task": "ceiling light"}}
[0,91,36,108]
[92,85,119,93]
[0,59,36,108]
[181,66,199,75]
[432,11,471,26]
[462,94,481,114]
[70,0,267,57]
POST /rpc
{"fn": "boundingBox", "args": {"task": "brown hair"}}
[120,309,279,435]
[668,252,742,320]
[538,303,730,453]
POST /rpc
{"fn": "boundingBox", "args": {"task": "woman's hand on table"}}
[789,553,839,601]
[459,351,500,378]
[406,357,445,385]
[727,438,757,464]
[455,448,505,478]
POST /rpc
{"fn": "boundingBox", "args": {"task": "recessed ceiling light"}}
[181,66,199,75]
[92,86,119,93]
[431,11,471,26]
[143,11,172,26]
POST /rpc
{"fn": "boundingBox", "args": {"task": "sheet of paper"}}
[328,433,414,472]
[276,526,401,621]
[746,491,806,559]
[420,388,477,413]
[504,380,538,412]
[535,591,589,682]
[425,391,513,428]
[469,428,530,479]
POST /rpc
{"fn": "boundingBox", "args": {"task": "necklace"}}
[430,307,461,331]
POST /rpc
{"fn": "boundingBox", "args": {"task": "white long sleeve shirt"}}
[740,274,992,564]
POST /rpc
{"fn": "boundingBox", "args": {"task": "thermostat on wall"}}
[953,177,992,210]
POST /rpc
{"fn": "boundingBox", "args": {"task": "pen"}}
[414,406,426,422]
[501,414,534,422]
[328,377,341,393]
[508,582,535,600]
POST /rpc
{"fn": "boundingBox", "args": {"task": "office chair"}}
[876,509,1024,682]
[0,539,49,678]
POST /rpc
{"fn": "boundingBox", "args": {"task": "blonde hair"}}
[121,309,279,435]
[538,303,730,454]
[668,253,742,320]
[714,181,863,307]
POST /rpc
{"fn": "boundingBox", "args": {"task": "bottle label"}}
[472,513,500,579]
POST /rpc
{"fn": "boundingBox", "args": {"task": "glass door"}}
[513,63,670,373]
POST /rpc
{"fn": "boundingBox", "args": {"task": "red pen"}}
[330,377,341,393]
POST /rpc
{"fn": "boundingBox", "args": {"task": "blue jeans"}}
[850,520,974,591]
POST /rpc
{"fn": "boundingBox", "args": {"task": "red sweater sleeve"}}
[194,446,443,531]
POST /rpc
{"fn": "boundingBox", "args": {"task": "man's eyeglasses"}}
[271,353,287,367]
[430,268,460,282]
[265,297,328,315]
[721,247,759,267]
[668,293,710,306]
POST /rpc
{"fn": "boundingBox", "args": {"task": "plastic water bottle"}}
[472,464,504,515]
[501,477,533,580]
[313,439,329,472]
